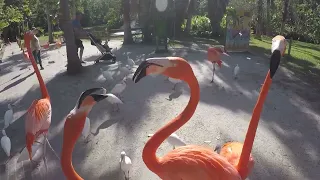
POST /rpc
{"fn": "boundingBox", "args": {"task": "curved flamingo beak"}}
[76,87,107,109]
[133,57,173,83]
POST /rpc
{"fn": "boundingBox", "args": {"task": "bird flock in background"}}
[0,34,287,180]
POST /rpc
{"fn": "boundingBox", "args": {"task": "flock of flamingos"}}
[0,32,287,180]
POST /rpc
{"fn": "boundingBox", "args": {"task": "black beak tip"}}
[92,94,108,102]
[270,50,281,79]
[132,61,148,83]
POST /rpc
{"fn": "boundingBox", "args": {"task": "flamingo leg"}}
[45,137,60,160]
[43,135,48,178]
[210,63,215,83]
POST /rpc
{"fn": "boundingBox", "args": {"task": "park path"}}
[0,40,319,180]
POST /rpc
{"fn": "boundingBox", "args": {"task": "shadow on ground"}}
[0,41,319,179]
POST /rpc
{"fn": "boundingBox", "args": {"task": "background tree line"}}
[1,0,319,44]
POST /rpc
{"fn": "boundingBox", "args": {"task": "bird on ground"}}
[207,47,230,83]
[234,64,240,79]
[1,129,11,157]
[100,68,114,82]
[126,52,135,69]
[148,133,186,149]
[111,79,127,99]
[132,57,241,179]
[82,117,91,140]
[120,151,132,180]
[42,42,50,49]
[24,32,53,171]
[216,35,284,179]
[61,87,108,180]
[55,40,62,49]
[166,77,182,90]
[3,104,14,129]
[105,93,123,112]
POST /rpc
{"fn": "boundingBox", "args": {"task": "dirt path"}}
[0,40,319,180]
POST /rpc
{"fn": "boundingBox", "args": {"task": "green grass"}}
[250,35,320,80]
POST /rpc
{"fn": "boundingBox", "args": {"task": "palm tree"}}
[59,0,82,74]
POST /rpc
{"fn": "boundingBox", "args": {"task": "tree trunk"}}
[256,0,263,38]
[184,0,194,34]
[207,0,229,36]
[122,0,133,44]
[46,4,54,43]
[266,0,271,36]
[59,0,82,75]
[280,0,289,34]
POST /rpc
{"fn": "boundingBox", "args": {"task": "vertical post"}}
[287,37,292,57]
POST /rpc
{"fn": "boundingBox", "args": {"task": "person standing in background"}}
[72,12,88,63]
[30,27,44,70]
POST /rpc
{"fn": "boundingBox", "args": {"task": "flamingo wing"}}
[25,99,52,136]
[159,145,241,180]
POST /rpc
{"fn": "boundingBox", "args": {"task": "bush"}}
[182,15,212,37]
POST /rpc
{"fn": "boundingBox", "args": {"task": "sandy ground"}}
[0,40,319,180]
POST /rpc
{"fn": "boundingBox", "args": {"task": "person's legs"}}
[37,50,44,70]
[75,39,85,63]
[32,50,39,64]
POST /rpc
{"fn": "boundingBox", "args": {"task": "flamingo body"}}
[25,99,51,160]
[157,145,241,180]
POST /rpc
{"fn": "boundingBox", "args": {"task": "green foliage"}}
[182,15,212,37]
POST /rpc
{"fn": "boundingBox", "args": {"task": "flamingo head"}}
[133,57,193,83]
[74,87,108,113]
[216,142,254,179]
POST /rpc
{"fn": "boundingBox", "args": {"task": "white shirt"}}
[30,35,41,51]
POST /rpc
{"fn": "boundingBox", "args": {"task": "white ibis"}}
[148,133,186,149]
[111,79,127,98]
[234,64,240,79]
[4,104,14,129]
[126,52,135,69]
[120,151,132,180]
[100,68,114,82]
[1,129,11,157]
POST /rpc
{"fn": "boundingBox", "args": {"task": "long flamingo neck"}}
[237,71,272,178]
[142,75,200,172]
[24,35,50,100]
[61,117,86,180]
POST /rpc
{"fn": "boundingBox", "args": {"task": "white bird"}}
[120,151,132,180]
[167,77,182,90]
[126,52,135,69]
[4,104,13,129]
[234,64,240,79]
[148,133,186,149]
[119,66,132,76]
[111,47,118,54]
[82,117,91,140]
[111,79,127,98]
[100,68,114,81]
[106,93,124,112]
[1,129,11,157]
